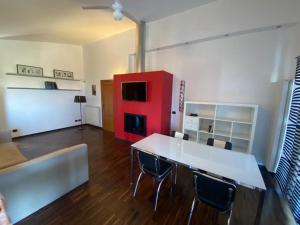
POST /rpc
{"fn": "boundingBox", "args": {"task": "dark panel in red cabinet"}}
[114,71,173,142]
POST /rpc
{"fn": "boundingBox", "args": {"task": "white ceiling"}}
[0,0,215,45]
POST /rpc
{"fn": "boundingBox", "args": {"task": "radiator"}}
[84,105,102,127]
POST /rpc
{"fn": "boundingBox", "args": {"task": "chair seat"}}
[143,159,174,179]
[197,191,232,211]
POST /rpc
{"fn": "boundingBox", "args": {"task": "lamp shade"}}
[74,96,87,103]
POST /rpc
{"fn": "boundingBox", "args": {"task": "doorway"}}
[101,80,114,132]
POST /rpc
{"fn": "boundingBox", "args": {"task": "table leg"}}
[130,146,134,185]
[254,189,265,225]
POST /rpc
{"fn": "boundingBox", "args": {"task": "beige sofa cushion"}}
[0,142,27,169]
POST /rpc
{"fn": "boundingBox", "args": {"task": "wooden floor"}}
[14,126,294,225]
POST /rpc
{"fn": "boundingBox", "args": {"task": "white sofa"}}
[0,143,89,224]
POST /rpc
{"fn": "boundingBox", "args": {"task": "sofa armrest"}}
[0,143,89,224]
[0,131,12,143]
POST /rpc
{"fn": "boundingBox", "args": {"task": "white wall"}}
[145,0,300,169]
[0,40,84,136]
[83,29,136,126]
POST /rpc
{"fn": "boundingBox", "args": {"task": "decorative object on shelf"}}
[92,85,96,96]
[208,125,213,133]
[74,96,87,130]
[189,113,198,117]
[53,69,74,80]
[44,81,58,90]
[179,80,185,112]
[17,64,43,77]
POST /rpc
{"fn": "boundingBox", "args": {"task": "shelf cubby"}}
[184,130,198,142]
[184,116,199,131]
[198,132,213,145]
[199,118,214,133]
[214,120,232,138]
[185,103,216,119]
[232,123,252,140]
[214,135,231,142]
[231,138,249,153]
[216,105,255,124]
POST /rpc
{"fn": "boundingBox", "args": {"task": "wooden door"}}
[101,80,114,132]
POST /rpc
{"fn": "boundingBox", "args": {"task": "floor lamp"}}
[74,96,87,129]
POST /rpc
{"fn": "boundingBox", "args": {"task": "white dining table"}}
[130,133,266,225]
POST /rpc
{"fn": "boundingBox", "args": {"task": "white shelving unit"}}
[183,101,258,154]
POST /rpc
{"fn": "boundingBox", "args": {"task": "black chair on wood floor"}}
[206,138,232,150]
[133,150,174,211]
[170,131,189,184]
[187,171,237,225]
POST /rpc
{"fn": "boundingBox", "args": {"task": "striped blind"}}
[276,56,300,224]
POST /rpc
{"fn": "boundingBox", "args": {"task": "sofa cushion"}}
[0,142,27,169]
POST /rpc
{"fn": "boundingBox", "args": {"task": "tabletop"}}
[132,133,266,190]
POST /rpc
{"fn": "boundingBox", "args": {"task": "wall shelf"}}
[183,101,258,154]
[7,87,81,91]
[5,73,82,82]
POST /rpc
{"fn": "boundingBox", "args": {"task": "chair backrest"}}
[214,140,226,148]
[193,171,236,211]
[0,130,12,144]
[170,131,189,140]
[206,138,232,150]
[207,137,214,146]
[224,141,232,150]
[137,151,160,175]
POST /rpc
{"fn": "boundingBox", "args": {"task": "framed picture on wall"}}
[179,80,185,112]
[92,85,96,96]
[17,64,43,77]
[53,69,74,80]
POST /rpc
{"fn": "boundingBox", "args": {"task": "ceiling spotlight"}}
[113,10,123,21]
[112,0,123,21]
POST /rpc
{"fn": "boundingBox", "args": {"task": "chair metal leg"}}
[133,172,143,198]
[170,170,173,195]
[227,209,233,225]
[175,164,178,185]
[130,147,134,184]
[154,178,165,211]
[187,197,197,225]
[254,189,265,225]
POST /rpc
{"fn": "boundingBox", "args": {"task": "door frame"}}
[100,79,114,132]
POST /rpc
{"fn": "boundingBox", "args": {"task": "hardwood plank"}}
[12,126,294,225]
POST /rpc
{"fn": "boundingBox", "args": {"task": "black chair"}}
[224,141,232,150]
[206,138,232,150]
[188,171,237,225]
[133,150,174,211]
[170,131,189,184]
[207,137,214,146]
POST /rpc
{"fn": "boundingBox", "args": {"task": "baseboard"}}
[85,124,102,129]
[13,125,87,139]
